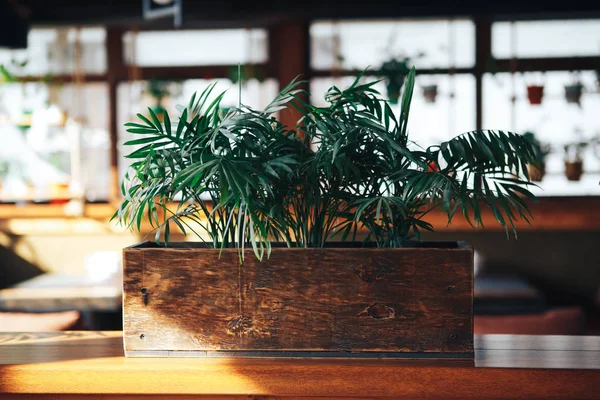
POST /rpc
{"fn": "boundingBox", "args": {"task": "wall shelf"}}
[0,203,115,220]
[1,197,599,234]
[426,196,600,231]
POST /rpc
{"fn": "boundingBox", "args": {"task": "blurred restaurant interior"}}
[0,0,599,335]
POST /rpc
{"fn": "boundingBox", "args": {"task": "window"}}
[310,74,476,148]
[311,19,475,71]
[0,27,107,76]
[309,18,476,169]
[0,82,110,202]
[492,19,600,58]
[117,78,279,180]
[483,71,600,196]
[123,29,268,67]
[0,27,109,204]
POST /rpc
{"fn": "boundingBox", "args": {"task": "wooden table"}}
[0,273,121,313]
[0,332,599,399]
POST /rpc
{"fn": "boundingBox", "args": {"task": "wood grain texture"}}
[123,242,474,357]
[0,332,599,399]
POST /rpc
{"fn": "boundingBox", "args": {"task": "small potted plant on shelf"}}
[564,140,587,181]
[422,84,438,103]
[565,76,584,106]
[523,132,551,181]
[526,84,544,105]
[115,68,537,359]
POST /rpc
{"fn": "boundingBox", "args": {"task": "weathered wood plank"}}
[123,242,473,357]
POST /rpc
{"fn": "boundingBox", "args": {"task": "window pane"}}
[311,19,475,70]
[0,27,107,76]
[493,20,600,58]
[0,83,110,202]
[483,71,600,196]
[310,74,476,147]
[123,29,268,66]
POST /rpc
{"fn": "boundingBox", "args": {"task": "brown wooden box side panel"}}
[123,245,473,356]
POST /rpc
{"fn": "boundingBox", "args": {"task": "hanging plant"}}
[377,57,411,104]
[229,64,265,85]
[565,82,584,106]
[526,85,544,105]
[485,56,506,87]
[422,84,438,103]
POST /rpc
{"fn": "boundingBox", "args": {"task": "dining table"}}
[0,331,599,399]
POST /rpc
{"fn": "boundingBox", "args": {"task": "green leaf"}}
[176,108,188,139]
[115,66,537,253]
[164,110,172,136]
[147,108,164,133]
[123,136,164,146]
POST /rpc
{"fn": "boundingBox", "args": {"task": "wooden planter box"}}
[123,241,474,358]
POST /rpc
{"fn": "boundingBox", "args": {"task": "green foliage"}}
[146,79,172,102]
[114,68,538,259]
[377,57,411,104]
[1,60,53,84]
[523,132,551,165]
[0,65,16,83]
[115,79,306,260]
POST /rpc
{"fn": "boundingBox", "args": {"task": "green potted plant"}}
[116,68,537,358]
[564,141,587,181]
[377,57,411,104]
[523,131,551,181]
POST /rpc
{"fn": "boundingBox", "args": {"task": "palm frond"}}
[115,68,538,257]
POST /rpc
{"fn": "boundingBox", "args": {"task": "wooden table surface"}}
[0,331,599,399]
[0,274,121,313]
